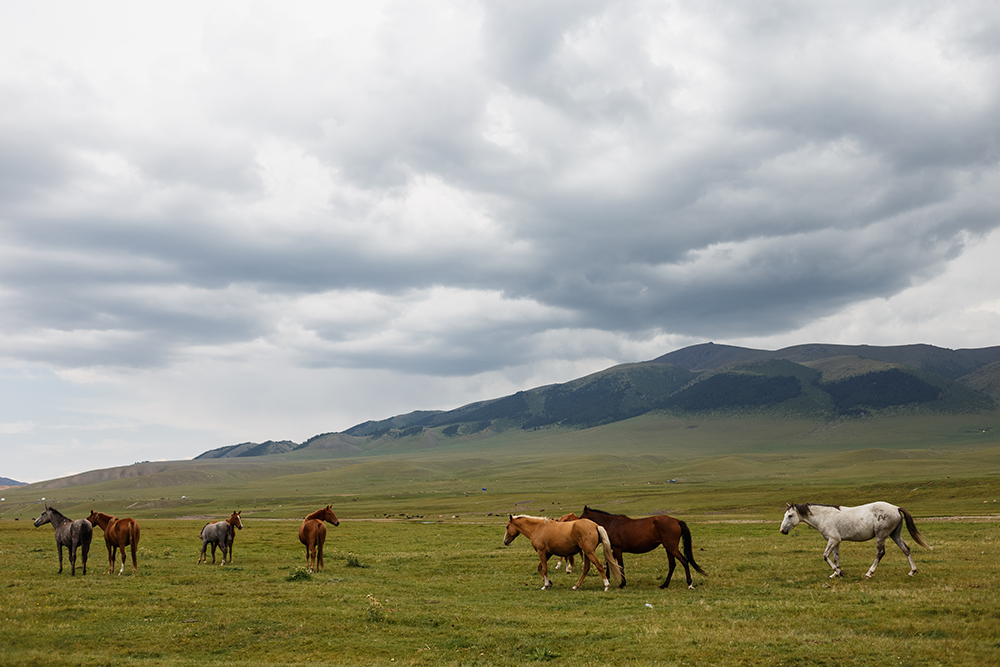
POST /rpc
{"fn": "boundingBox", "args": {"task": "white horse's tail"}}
[899,508,931,549]
[596,525,623,585]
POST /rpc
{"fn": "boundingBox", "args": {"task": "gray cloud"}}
[1,0,999,381]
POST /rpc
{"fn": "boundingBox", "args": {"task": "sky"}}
[2,1,999,484]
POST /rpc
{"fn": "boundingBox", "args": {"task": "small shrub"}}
[286,567,312,581]
[528,646,559,661]
[364,594,388,623]
[345,553,367,568]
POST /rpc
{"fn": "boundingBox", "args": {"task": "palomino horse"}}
[198,511,243,565]
[502,514,623,591]
[580,506,706,589]
[298,505,340,572]
[553,512,579,573]
[33,506,92,576]
[87,511,141,575]
[780,502,931,578]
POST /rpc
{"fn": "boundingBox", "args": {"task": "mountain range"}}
[195,342,1000,460]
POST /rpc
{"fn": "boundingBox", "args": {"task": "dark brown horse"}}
[580,506,706,589]
[299,505,340,572]
[33,506,92,576]
[87,511,141,575]
[503,514,623,591]
[198,511,243,565]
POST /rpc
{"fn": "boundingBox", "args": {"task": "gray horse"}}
[198,511,243,565]
[33,506,93,576]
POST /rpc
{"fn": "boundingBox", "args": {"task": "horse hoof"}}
[688,584,695,590]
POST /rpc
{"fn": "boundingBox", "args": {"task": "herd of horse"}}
[30,500,931,588]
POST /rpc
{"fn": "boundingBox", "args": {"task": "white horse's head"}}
[779,503,801,534]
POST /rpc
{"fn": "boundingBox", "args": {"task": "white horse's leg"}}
[890,532,917,576]
[865,536,887,578]
[823,538,842,577]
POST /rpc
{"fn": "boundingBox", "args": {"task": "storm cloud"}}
[2,1,999,481]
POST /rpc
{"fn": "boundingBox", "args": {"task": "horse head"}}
[86,510,107,529]
[502,515,521,546]
[229,511,243,530]
[33,508,52,528]
[779,504,801,534]
[322,505,340,527]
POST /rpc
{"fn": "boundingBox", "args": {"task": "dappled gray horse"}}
[33,506,93,576]
[198,511,243,565]
[780,502,930,578]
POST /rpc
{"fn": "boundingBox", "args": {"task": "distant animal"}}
[87,511,141,575]
[779,502,930,578]
[198,511,243,565]
[580,506,706,589]
[298,505,340,572]
[502,514,623,591]
[33,506,92,576]
[553,512,580,573]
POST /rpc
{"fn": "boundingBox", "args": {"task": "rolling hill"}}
[199,342,1000,459]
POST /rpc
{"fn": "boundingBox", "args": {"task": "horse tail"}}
[899,508,931,549]
[679,520,707,575]
[130,521,141,547]
[596,525,623,585]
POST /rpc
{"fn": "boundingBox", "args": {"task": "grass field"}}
[2,413,999,665]
[2,514,998,666]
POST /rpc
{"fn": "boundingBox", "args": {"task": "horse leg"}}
[823,538,842,577]
[865,535,888,579]
[660,552,678,589]
[69,542,77,576]
[317,539,324,572]
[57,543,64,574]
[892,532,917,576]
[661,541,694,589]
[81,540,89,575]
[107,542,116,574]
[578,547,611,591]
[537,552,553,589]
[118,541,127,575]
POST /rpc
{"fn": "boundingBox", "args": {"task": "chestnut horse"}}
[87,511,141,575]
[298,505,340,572]
[580,506,706,589]
[502,514,623,591]
[198,511,242,565]
[33,506,92,576]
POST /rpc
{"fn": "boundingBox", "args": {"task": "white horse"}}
[780,502,930,579]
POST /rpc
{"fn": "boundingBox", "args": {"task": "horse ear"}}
[785,502,792,509]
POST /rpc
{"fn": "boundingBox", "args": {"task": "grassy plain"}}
[2,412,999,665]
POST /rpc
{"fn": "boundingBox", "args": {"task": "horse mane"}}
[582,506,620,517]
[795,503,841,516]
[512,514,552,522]
[45,506,68,520]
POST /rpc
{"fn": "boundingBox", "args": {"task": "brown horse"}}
[581,506,706,589]
[198,511,243,565]
[87,511,141,575]
[503,514,623,591]
[298,505,340,572]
